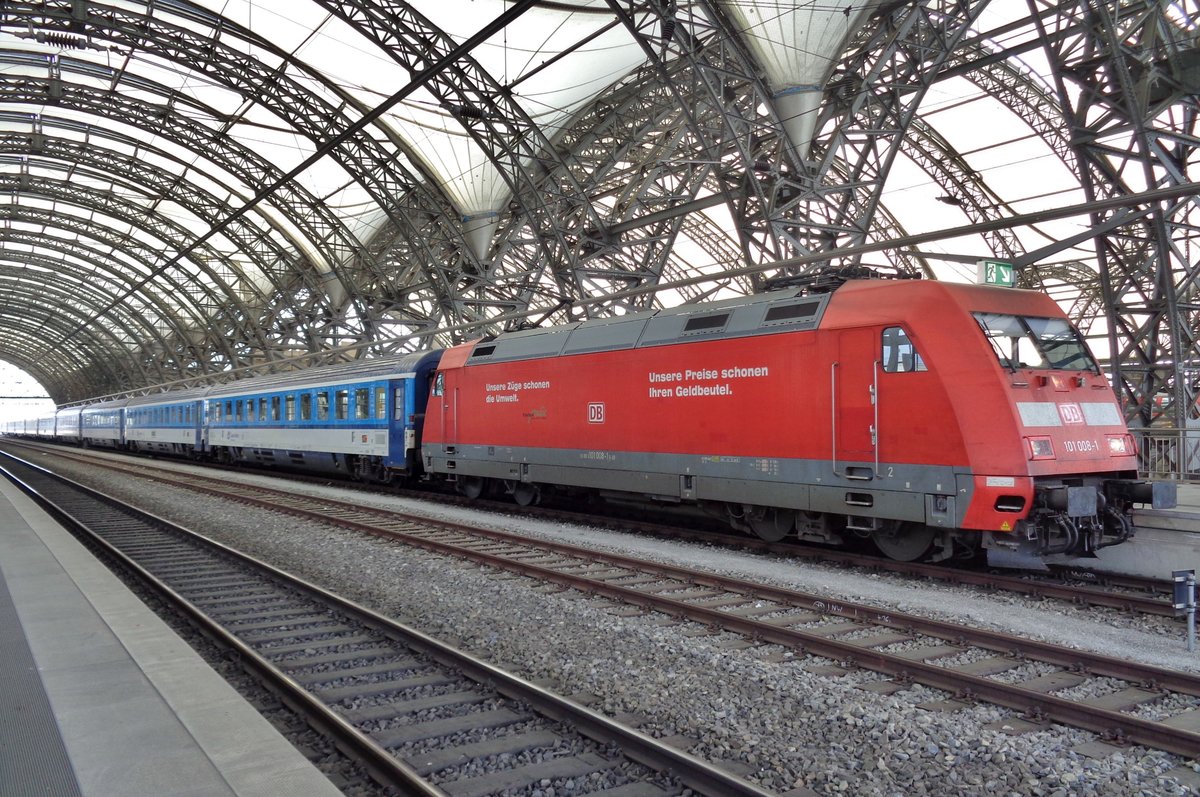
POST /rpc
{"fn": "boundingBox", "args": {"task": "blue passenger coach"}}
[80,398,128,449]
[126,389,206,457]
[204,350,443,482]
[54,406,82,444]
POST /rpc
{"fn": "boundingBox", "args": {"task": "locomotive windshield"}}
[973,313,1099,372]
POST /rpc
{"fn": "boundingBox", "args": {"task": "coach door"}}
[833,328,878,478]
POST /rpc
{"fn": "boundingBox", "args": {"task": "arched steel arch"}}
[0,239,196,357]
[0,213,260,361]
[0,173,275,387]
[0,265,141,394]
[312,1,610,293]
[0,56,382,383]
[1,1,499,356]
[0,0,1194,420]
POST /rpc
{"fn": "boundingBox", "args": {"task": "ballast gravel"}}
[33,450,1200,797]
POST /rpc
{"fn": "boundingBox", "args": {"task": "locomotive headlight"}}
[1027,436,1055,460]
[1106,434,1134,456]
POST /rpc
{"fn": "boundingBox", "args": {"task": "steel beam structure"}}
[0,0,1192,420]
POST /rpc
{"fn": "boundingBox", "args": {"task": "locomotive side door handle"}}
[873,359,880,476]
[830,361,839,474]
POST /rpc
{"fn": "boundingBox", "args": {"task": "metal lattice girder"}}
[0,219,254,364]
[0,0,1194,412]
[311,1,608,299]
[0,60,379,379]
[0,258,142,391]
[0,194,265,398]
[0,2,484,345]
[1029,0,1200,426]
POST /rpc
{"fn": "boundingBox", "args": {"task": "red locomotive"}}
[423,276,1175,565]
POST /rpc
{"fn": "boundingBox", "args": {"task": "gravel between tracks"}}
[32,450,1200,797]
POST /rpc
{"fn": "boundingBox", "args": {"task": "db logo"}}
[588,403,605,424]
[1058,403,1084,425]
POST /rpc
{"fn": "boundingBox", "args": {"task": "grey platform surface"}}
[0,476,344,797]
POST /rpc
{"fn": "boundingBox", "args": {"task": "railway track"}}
[4,439,1181,619]
[0,454,775,797]
[10,444,1200,761]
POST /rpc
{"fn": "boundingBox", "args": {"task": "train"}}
[2,275,1176,567]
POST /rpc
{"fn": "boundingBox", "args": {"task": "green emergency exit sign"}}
[977,259,1015,287]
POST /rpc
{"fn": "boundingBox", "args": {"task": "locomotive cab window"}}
[881,327,927,373]
[432,372,444,397]
[974,313,1099,372]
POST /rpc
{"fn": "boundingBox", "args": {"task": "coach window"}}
[393,385,406,420]
[317,391,330,421]
[257,398,267,422]
[285,395,296,421]
[234,400,242,421]
[355,388,369,419]
[300,393,312,421]
[881,327,927,373]
[375,387,386,419]
[335,389,349,420]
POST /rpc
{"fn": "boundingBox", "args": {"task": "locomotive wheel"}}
[458,476,485,500]
[511,482,541,507]
[747,507,795,542]
[872,523,937,561]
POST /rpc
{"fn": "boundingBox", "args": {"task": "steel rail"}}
[0,461,445,797]
[46,454,1200,758]
[0,452,777,797]
[52,453,1196,692]
[9,440,1178,618]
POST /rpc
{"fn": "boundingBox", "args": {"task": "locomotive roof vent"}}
[682,312,730,335]
[762,300,821,326]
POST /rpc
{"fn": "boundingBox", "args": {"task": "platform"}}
[0,474,344,797]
